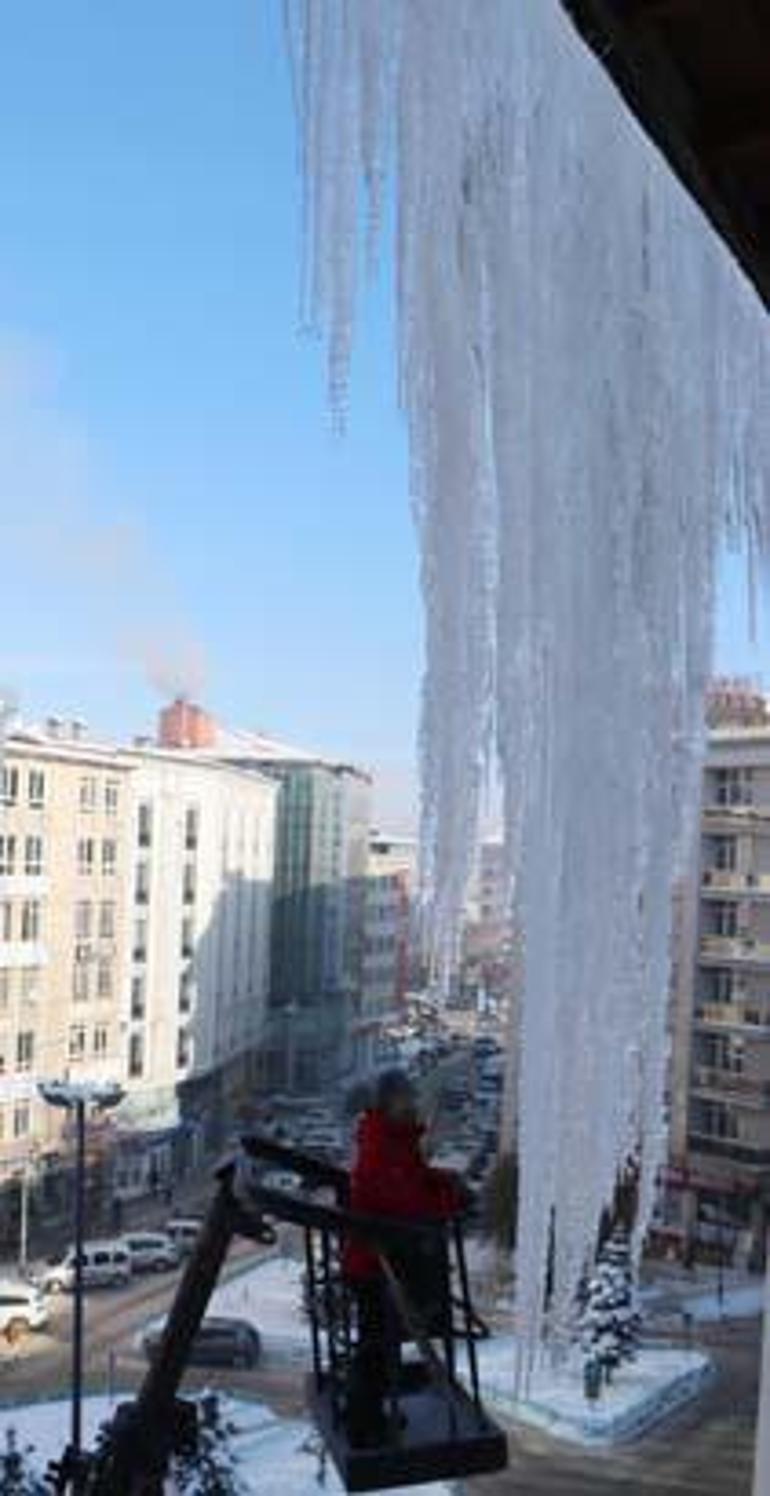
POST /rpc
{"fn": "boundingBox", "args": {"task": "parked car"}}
[142,1316,261,1369]
[0,1280,49,1336]
[121,1232,180,1273]
[41,1242,131,1293]
[165,1217,203,1256]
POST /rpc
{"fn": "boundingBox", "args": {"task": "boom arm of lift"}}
[64,1135,457,1494]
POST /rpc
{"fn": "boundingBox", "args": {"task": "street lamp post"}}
[38,1079,124,1493]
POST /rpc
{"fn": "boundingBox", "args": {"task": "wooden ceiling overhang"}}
[563,0,770,311]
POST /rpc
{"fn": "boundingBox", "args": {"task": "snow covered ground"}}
[476,1336,712,1445]
[196,1256,714,1448]
[2,1396,452,1495]
[208,1254,308,1363]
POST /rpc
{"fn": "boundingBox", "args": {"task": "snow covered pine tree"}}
[580,1230,641,1393]
[0,1429,47,1496]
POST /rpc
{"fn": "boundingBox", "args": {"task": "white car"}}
[42,1241,131,1293]
[0,1280,49,1336]
[121,1232,180,1273]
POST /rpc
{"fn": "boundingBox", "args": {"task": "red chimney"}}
[158,699,217,750]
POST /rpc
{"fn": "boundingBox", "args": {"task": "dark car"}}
[142,1316,261,1369]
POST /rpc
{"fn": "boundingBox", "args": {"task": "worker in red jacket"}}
[343,1068,467,1447]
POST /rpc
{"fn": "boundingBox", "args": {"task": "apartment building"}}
[158,699,372,1092]
[665,725,770,1263]
[0,715,277,1190]
[353,833,418,1074]
[0,722,133,1181]
[118,746,277,1159]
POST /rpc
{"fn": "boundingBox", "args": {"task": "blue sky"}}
[0,2,765,832]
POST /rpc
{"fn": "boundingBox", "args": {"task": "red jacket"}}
[343,1108,462,1280]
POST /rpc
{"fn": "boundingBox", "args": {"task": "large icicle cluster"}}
[284,0,770,1369]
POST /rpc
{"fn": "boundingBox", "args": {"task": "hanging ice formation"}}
[284,0,770,1372]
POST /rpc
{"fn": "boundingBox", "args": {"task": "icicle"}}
[285,0,770,1376]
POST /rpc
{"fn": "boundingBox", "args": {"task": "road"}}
[0,1254,762,1493]
[472,1322,760,1495]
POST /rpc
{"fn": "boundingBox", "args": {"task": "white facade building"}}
[119,747,277,1142]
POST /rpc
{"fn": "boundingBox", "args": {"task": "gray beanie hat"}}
[374,1067,416,1112]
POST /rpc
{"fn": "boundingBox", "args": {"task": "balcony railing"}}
[691,1065,770,1104]
[696,1001,770,1031]
[699,934,770,964]
[687,1131,770,1167]
[702,869,770,895]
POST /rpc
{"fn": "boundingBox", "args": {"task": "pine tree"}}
[0,1430,47,1495]
[580,1228,641,1389]
[171,1395,244,1495]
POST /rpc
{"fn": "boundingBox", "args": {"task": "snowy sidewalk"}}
[3,1395,453,1494]
[476,1336,712,1445]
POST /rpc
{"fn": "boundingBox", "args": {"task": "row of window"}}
[75,899,116,940]
[1,767,45,809]
[79,777,120,815]
[128,1029,191,1075]
[78,838,117,877]
[0,898,43,943]
[0,968,42,1007]
[137,802,199,850]
[68,1023,110,1059]
[0,836,44,877]
[73,959,114,1003]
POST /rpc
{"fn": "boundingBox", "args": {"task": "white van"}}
[165,1218,203,1256]
[0,1280,49,1336]
[42,1241,131,1293]
[121,1232,179,1273]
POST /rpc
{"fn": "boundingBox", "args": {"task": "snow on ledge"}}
[476,1337,713,1446]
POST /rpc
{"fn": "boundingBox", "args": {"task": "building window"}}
[138,802,153,848]
[713,837,737,872]
[68,1024,86,1060]
[75,900,93,939]
[79,777,97,812]
[21,968,39,1002]
[105,780,120,816]
[101,840,117,877]
[130,975,146,1020]
[73,964,90,1003]
[0,971,9,1008]
[716,903,739,938]
[1,766,19,806]
[180,916,195,959]
[182,864,196,904]
[13,1102,30,1139]
[176,1028,191,1069]
[20,900,41,942]
[28,770,45,809]
[715,767,753,808]
[128,1033,144,1078]
[133,918,147,963]
[184,806,199,851]
[93,1025,108,1056]
[24,836,44,877]
[77,839,95,876]
[97,959,113,1000]
[99,901,115,939]
[0,836,17,876]
[135,862,150,904]
[178,970,193,1014]
[0,901,12,941]
[16,1031,34,1072]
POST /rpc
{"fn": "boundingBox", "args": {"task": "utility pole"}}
[18,1157,29,1275]
[38,1078,124,1493]
[753,1230,770,1496]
